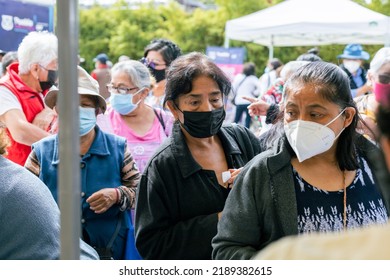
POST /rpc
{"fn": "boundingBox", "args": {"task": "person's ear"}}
[140,87,150,98]
[343,107,356,128]
[166,100,179,120]
[30,63,40,79]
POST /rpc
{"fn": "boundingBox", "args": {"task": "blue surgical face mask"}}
[79,106,96,136]
[109,88,143,115]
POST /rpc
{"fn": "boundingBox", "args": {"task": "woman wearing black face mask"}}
[141,38,181,110]
[134,52,263,260]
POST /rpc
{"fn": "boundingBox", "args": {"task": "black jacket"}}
[134,122,262,259]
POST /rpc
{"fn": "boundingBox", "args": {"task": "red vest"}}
[0,62,45,166]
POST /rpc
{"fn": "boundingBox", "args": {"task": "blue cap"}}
[93,53,108,64]
[337,44,370,60]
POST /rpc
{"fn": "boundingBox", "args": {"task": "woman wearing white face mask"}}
[24,66,141,260]
[104,60,174,174]
[338,43,371,98]
[212,61,390,260]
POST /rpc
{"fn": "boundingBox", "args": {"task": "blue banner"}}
[0,0,54,51]
[206,46,246,81]
[206,46,246,65]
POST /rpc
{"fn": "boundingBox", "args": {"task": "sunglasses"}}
[140,57,166,69]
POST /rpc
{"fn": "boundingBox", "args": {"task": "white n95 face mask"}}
[343,61,360,74]
[284,109,346,162]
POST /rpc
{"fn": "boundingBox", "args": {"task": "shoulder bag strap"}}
[232,76,248,102]
[106,211,123,250]
[153,108,168,136]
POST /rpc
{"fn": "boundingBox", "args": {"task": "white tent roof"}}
[225,0,390,50]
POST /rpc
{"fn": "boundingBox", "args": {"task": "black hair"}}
[269,58,282,70]
[243,62,256,76]
[143,38,182,66]
[163,52,231,106]
[296,53,322,62]
[377,106,390,138]
[282,61,360,171]
[307,47,319,55]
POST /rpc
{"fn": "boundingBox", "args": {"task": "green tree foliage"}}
[78,0,388,75]
[79,5,117,70]
[215,0,276,19]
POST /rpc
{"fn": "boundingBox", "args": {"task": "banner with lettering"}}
[206,46,246,81]
[0,0,54,51]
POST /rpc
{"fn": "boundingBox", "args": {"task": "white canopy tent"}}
[224,0,390,59]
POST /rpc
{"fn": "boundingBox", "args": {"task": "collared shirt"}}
[340,65,367,98]
[350,67,365,97]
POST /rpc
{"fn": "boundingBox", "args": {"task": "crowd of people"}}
[0,31,389,260]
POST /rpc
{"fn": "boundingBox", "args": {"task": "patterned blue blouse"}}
[294,156,388,234]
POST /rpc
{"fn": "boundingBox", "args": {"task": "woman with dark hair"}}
[134,52,262,260]
[252,55,390,260]
[231,62,260,128]
[212,61,390,260]
[141,38,182,109]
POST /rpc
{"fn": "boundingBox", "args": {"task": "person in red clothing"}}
[0,31,57,166]
[91,53,111,99]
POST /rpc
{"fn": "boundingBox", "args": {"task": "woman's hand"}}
[32,108,57,132]
[243,97,271,117]
[86,188,117,214]
[226,168,243,188]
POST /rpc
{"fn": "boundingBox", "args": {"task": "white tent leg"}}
[268,45,274,60]
[224,36,230,48]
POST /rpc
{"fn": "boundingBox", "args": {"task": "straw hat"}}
[44,65,107,113]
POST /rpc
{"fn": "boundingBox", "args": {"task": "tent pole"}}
[268,35,274,59]
[57,0,81,260]
[268,45,274,60]
[224,36,230,48]
[385,17,390,47]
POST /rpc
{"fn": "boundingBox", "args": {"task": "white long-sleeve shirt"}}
[231,74,260,105]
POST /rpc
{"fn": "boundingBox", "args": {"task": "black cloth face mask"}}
[40,69,58,92]
[176,105,226,138]
[148,66,166,83]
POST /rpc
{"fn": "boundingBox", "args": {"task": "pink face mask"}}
[373,82,390,108]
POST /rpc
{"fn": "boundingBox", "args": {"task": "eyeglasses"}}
[140,57,166,69]
[39,64,49,71]
[106,84,139,95]
[39,64,57,72]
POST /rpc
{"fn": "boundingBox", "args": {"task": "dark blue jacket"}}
[32,126,128,259]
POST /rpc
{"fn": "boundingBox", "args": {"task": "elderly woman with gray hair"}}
[105,60,174,174]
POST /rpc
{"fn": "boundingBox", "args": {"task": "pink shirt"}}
[101,107,173,173]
